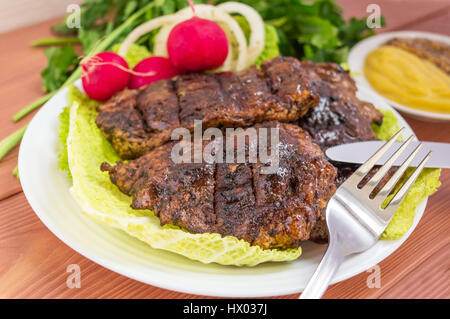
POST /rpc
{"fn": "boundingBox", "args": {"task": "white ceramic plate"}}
[348,31,450,122]
[19,81,426,297]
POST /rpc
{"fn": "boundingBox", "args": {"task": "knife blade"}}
[325,141,450,168]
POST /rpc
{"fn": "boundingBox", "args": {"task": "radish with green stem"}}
[167,16,229,71]
[81,52,131,101]
[2,2,156,164]
[12,1,156,122]
[129,57,182,89]
[166,0,228,71]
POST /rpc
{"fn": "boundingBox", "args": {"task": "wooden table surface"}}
[0,1,449,299]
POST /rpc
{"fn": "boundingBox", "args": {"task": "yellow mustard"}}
[364,45,450,113]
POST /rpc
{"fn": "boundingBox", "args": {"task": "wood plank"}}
[0,17,61,140]
[390,6,450,34]
[336,0,450,35]
[0,148,21,200]
[405,117,450,143]
[378,244,450,299]
[404,10,450,37]
[0,18,62,198]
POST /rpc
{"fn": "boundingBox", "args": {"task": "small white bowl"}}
[348,31,450,122]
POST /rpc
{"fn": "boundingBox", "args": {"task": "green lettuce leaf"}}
[372,109,401,141]
[255,24,280,66]
[57,106,71,179]
[66,86,301,266]
[233,16,280,66]
[111,43,152,69]
[372,110,441,239]
[41,46,79,92]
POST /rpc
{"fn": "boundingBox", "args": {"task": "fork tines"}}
[345,128,432,222]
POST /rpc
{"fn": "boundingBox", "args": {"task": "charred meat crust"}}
[97,57,385,249]
[296,62,384,243]
[96,57,319,160]
[101,122,337,250]
[297,61,383,151]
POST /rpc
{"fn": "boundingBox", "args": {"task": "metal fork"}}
[300,128,432,299]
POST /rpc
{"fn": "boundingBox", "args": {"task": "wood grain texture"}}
[336,0,450,35]
[378,244,450,299]
[0,1,449,299]
[0,149,22,200]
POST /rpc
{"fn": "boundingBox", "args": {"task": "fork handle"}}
[299,241,344,299]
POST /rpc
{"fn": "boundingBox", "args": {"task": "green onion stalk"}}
[31,37,81,47]
[0,2,156,163]
[0,125,28,160]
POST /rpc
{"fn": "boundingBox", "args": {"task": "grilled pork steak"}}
[101,122,337,249]
[96,57,319,159]
[297,61,383,151]
[96,57,385,249]
[296,62,384,243]
[386,37,450,75]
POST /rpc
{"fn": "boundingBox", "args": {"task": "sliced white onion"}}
[153,23,175,57]
[153,5,238,71]
[217,2,265,67]
[118,14,181,57]
[152,7,197,57]
[217,40,233,72]
[120,4,248,71]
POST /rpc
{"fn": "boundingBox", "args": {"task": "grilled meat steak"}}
[296,62,384,243]
[101,122,337,249]
[96,57,385,249]
[386,37,450,75]
[96,57,319,159]
[298,61,383,151]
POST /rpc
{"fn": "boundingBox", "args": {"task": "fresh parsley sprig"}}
[213,0,384,63]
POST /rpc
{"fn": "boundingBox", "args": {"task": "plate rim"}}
[348,30,450,121]
[18,80,426,297]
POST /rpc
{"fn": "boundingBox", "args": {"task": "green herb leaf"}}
[213,0,382,63]
[79,27,102,54]
[296,16,340,49]
[41,46,79,92]
[57,106,72,179]
[51,17,78,36]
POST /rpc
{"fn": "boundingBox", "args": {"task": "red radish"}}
[81,51,130,101]
[167,16,229,71]
[128,57,182,89]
